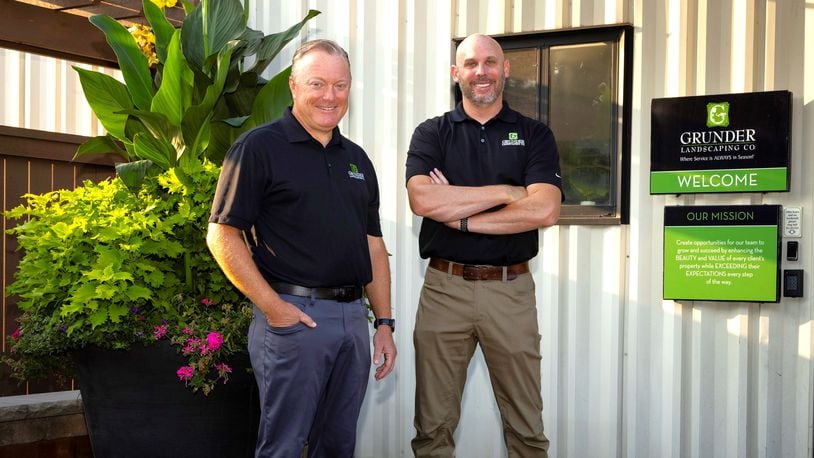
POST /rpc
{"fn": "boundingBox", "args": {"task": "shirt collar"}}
[281,107,345,148]
[450,101,518,125]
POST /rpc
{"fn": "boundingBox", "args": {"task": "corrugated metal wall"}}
[3,0,813,456]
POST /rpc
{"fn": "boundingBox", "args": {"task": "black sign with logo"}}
[651,90,791,194]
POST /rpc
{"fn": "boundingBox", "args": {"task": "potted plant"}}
[3,1,319,456]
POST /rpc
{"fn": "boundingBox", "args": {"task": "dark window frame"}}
[453,24,633,225]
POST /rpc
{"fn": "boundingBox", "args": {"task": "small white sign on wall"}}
[783,206,802,238]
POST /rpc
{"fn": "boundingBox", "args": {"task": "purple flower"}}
[206,332,224,352]
[59,325,68,333]
[176,366,194,382]
[130,307,140,314]
[153,324,168,340]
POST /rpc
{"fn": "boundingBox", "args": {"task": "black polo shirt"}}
[209,108,382,287]
[405,102,562,266]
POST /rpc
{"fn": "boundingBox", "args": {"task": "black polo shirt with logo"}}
[405,102,562,266]
[209,108,382,287]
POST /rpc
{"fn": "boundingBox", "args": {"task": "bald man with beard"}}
[405,33,563,457]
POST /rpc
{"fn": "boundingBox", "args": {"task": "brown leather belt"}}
[428,257,529,281]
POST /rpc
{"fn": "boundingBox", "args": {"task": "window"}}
[455,25,633,224]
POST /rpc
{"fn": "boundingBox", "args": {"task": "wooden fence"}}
[0,125,115,396]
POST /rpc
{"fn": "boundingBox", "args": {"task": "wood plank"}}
[0,125,120,166]
[1,156,28,396]
[0,0,117,67]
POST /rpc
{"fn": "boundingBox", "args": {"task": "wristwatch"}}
[374,318,395,332]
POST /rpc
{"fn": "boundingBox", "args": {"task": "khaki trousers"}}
[412,265,549,457]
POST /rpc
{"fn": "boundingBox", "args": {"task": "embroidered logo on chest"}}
[501,131,525,146]
[347,163,365,180]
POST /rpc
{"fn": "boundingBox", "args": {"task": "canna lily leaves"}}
[249,9,321,75]
[151,29,194,127]
[248,65,293,128]
[115,160,153,193]
[73,67,133,141]
[142,0,176,64]
[89,15,156,110]
[181,0,245,73]
[74,135,130,161]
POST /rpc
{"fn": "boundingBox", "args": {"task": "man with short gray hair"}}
[208,38,396,457]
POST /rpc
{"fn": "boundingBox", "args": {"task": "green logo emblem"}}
[347,163,365,180]
[706,102,730,127]
[508,132,518,140]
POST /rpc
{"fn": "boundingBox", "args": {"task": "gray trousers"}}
[248,295,371,458]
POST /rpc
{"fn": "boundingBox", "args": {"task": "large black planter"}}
[73,341,259,458]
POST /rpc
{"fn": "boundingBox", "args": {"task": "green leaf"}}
[74,135,129,161]
[201,0,246,61]
[180,0,243,74]
[95,284,118,300]
[249,66,293,127]
[250,10,321,75]
[180,41,237,160]
[89,15,156,110]
[73,67,133,140]
[151,30,194,127]
[116,160,153,192]
[105,303,130,324]
[119,109,172,140]
[220,116,250,128]
[88,308,109,328]
[205,121,238,165]
[125,284,153,301]
[142,0,176,64]
[180,0,196,14]
[182,115,211,168]
[180,5,205,72]
[71,283,97,305]
[133,132,175,170]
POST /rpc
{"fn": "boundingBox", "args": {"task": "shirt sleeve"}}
[523,122,564,193]
[364,156,384,237]
[208,135,269,230]
[405,119,443,182]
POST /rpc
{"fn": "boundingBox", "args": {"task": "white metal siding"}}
[3,0,814,456]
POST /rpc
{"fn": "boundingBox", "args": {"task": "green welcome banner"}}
[651,167,788,194]
[663,205,781,302]
[651,91,791,194]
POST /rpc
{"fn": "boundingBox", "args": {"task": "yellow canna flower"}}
[128,24,159,67]
[150,0,178,8]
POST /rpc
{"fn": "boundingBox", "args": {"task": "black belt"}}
[271,282,363,302]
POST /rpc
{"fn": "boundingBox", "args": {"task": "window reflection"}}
[549,42,614,206]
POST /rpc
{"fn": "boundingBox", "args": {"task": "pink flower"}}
[206,332,224,352]
[153,324,168,340]
[215,363,232,383]
[201,298,215,306]
[183,337,201,353]
[11,328,21,341]
[176,366,194,382]
[181,327,194,335]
